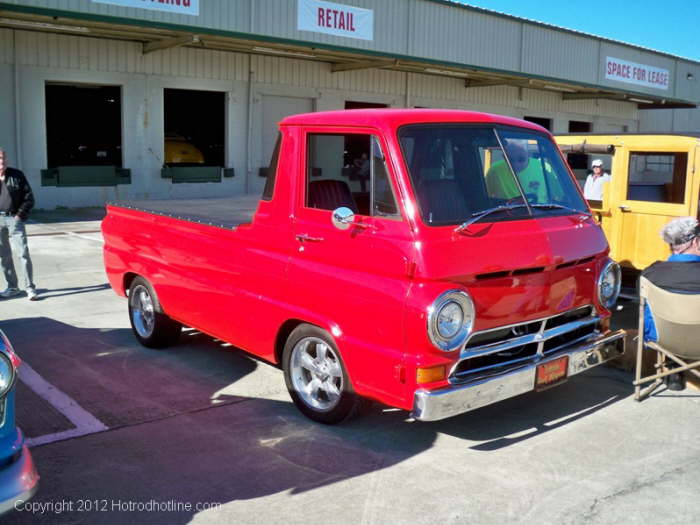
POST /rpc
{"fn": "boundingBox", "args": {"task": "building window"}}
[43,83,128,187]
[627,152,687,203]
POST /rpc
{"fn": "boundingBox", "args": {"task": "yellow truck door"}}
[608,144,695,269]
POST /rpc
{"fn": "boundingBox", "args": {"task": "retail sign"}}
[298,0,373,41]
[91,0,199,16]
[605,56,669,91]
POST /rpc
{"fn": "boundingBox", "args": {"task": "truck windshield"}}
[398,125,588,226]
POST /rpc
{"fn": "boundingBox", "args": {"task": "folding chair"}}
[634,276,700,400]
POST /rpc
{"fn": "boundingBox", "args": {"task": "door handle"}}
[618,205,631,212]
[296,233,324,243]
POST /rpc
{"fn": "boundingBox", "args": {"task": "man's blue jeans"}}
[0,215,35,291]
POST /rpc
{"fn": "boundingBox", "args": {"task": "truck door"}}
[608,145,695,269]
[288,129,414,405]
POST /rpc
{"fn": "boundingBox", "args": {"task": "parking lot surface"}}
[0,210,698,524]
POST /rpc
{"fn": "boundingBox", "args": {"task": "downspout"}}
[246,54,254,194]
[13,30,22,170]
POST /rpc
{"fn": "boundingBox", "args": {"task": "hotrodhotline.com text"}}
[15,499,222,514]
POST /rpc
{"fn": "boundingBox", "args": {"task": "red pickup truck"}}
[102,109,625,423]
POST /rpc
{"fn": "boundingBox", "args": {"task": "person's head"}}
[505,141,529,173]
[591,159,604,176]
[661,217,700,256]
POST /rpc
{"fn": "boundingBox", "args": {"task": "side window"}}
[627,152,687,203]
[371,137,401,219]
[305,133,400,219]
[261,133,281,201]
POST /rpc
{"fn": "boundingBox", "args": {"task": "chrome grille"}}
[450,306,598,384]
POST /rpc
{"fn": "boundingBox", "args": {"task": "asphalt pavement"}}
[0,208,698,525]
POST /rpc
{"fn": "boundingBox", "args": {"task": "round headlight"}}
[598,260,621,309]
[437,301,464,339]
[0,353,14,398]
[428,290,475,351]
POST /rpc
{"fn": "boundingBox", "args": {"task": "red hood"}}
[413,216,609,330]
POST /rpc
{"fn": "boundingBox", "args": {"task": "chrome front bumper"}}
[412,329,625,422]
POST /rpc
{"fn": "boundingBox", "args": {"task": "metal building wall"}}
[1,27,641,208]
[3,0,698,105]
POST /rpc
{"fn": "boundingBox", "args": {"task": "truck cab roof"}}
[281,108,549,133]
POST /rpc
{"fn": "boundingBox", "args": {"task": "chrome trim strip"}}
[412,330,625,422]
[458,315,599,361]
[464,305,593,347]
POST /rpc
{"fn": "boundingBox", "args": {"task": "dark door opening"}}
[344,101,388,110]
[164,89,225,167]
[524,116,552,131]
[45,83,122,168]
[567,121,592,173]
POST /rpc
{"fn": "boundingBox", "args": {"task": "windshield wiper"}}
[530,203,592,218]
[454,204,529,233]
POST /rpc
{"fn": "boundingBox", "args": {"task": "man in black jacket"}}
[0,148,37,300]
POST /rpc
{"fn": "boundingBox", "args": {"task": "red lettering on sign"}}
[314,7,357,32]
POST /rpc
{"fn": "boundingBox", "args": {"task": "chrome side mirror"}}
[332,207,355,230]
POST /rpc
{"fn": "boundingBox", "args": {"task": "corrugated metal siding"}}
[0,28,13,64]
[410,1,520,71]
[522,26,599,84]
[2,0,697,101]
[12,30,248,80]
[8,28,640,122]
[674,63,700,101]
[252,54,406,95]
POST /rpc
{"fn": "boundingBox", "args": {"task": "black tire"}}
[127,276,181,349]
[282,324,361,424]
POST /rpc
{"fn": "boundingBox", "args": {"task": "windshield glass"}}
[398,125,588,226]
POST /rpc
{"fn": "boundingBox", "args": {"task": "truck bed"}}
[108,195,260,230]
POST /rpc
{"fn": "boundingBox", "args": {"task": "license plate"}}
[535,356,569,390]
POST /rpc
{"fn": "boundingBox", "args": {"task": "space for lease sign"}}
[605,56,669,90]
[92,0,199,16]
[298,0,374,41]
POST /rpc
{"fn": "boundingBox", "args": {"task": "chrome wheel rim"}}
[130,284,155,338]
[290,337,343,412]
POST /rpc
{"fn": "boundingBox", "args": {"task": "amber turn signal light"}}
[416,365,446,384]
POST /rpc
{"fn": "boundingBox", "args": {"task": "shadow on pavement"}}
[0,316,633,524]
[28,208,106,224]
[2,284,112,302]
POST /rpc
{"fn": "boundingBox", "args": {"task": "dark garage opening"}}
[524,116,552,131]
[164,89,225,167]
[45,83,122,168]
[566,120,592,173]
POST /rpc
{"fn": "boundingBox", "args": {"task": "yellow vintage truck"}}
[555,133,700,270]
